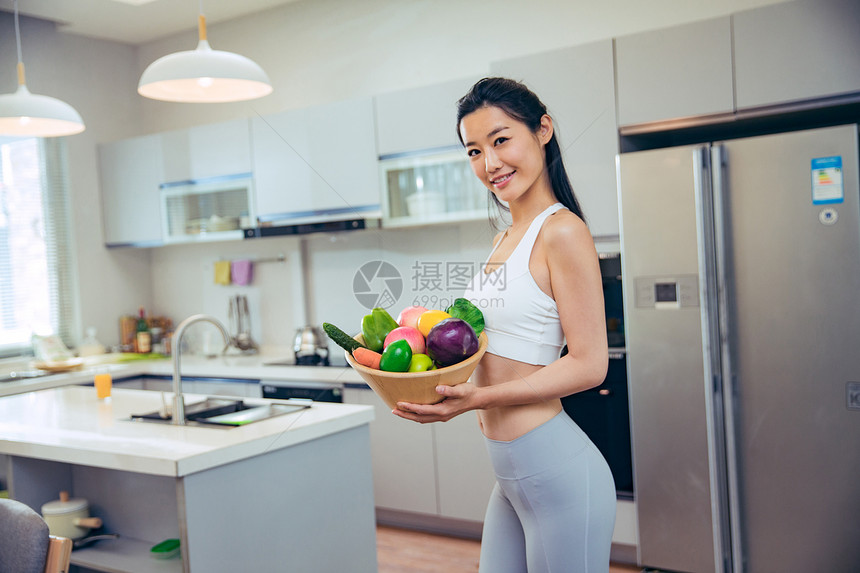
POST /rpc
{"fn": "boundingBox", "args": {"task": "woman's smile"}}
[490,171,515,188]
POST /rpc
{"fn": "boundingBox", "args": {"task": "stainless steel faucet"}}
[171,314,231,426]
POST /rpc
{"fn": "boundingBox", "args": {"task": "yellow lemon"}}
[416,309,451,337]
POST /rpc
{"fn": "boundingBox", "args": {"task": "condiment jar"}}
[41,491,103,540]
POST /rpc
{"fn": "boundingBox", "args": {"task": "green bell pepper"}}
[380,339,413,372]
[361,307,399,352]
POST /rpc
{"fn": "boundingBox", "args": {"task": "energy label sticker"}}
[811,156,843,205]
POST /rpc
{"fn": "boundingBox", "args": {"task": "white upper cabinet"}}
[615,16,734,127]
[99,134,164,247]
[374,76,482,157]
[251,97,380,224]
[491,41,621,238]
[733,0,860,109]
[162,119,253,183]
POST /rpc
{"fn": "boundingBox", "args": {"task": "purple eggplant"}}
[426,318,479,367]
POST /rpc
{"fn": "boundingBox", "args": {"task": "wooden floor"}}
[377,525,642,572]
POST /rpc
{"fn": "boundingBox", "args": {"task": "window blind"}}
[0,137,76,357]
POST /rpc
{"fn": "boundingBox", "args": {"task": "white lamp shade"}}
[138,40,273,103]
[0,84,85,137]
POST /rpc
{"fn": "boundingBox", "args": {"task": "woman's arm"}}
[393,212,608,422]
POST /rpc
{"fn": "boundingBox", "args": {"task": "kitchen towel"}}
[214,260,231,285]
[231,259,254,286]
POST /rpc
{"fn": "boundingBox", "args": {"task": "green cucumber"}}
[323,322,365,354]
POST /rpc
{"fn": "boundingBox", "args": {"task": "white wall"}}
[149,220,499,359]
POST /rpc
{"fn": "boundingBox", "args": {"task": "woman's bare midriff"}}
[471,351,562,442]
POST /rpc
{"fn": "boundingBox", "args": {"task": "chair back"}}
[44,536,72,573]
[0,498,72,573]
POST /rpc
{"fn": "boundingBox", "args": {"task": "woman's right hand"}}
[392,382,480,423]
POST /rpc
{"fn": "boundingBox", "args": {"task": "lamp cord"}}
[13,0,23,65]
[197,0,207,42]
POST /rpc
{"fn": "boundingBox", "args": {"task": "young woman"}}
[393,77,616,573]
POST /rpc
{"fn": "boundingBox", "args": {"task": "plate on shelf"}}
[32,358,84,373]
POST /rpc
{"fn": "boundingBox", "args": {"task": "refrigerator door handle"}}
[709,144,745,573]
[694,144,734,573]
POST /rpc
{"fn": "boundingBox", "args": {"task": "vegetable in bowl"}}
[445,298,484,337]
[425,317,480,367]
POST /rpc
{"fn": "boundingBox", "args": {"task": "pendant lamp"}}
[0,0,85,137]
[138,4,273,103]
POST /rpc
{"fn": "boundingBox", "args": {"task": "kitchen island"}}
[0,386,377,572]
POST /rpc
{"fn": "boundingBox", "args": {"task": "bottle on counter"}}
[78,327,106,357]
[136,307,151,354]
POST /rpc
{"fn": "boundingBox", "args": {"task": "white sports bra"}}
[463,203,566,365]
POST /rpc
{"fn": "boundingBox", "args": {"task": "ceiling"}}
[0,0,306,45]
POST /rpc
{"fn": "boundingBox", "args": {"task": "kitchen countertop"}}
[143,353,364,384]
[0,385,374,477]
[0,352,365,397]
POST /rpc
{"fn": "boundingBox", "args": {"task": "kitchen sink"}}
[129,397,310,428]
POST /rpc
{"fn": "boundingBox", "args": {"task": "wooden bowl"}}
[345,332,488,410]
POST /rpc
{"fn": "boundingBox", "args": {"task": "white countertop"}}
[0,386,374,477]
[0,352,364,397]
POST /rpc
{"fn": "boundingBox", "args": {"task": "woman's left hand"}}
[392,383,479,423]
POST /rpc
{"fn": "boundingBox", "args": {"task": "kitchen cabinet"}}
[114,376,261,398]
[616,0,860,124]
[114,376,263,398]
[98,134,164,247]
[182,379,261,398]
[491,41,621,238]
[113,378,145,390]
[251,97,380,225]
[374,75,481,158]
[379,150,488,228]
[733,0,860,109]
[615,17,734,127]
[374,75,490,229]
[343,387,437,515]
[433,411,495,522]
[161,119,253,183]
[99,120,253,248]
[343,386,494,523]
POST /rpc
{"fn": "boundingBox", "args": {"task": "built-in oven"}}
[560,253,633,498]
[260,380,343,403]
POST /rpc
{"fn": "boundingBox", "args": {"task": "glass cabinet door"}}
[380,151,488,227]
[160,174,255,243]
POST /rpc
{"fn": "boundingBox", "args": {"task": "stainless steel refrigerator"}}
[617,124,860,573]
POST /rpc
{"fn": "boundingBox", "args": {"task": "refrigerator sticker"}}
[811,156,843,204]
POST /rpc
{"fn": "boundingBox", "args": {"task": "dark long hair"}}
[455,77,586,225]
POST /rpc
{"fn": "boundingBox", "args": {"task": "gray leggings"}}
[480,411,616,573]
